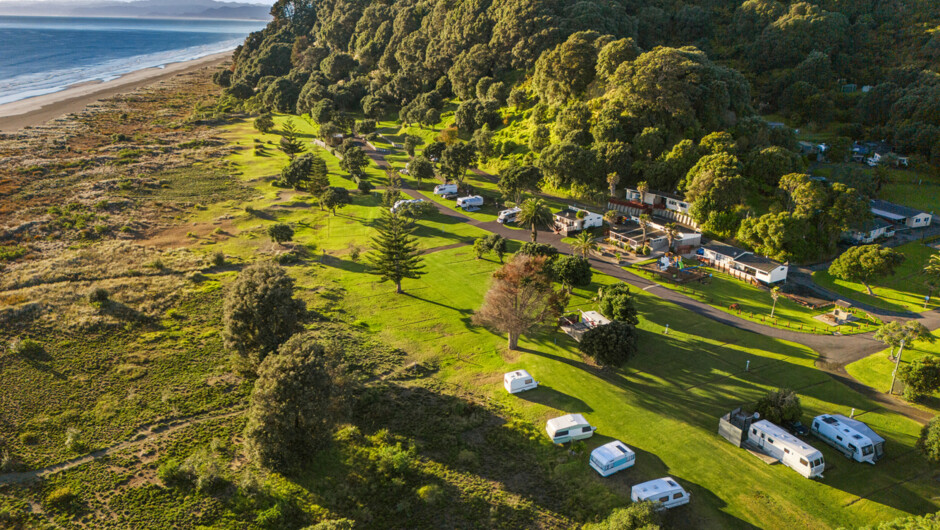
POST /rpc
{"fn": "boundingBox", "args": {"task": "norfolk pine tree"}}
[367,210,425,293]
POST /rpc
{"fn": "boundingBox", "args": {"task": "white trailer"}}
[390,199,424,213]
[630,477,690,509]
[456,195,484,210]
[503,370,538,394]
[748,420,825,478]
[433,183,458,197]
[590,440,636,477]
[545,414,596,444]
[811,414,885,464]
[497,207,521,224]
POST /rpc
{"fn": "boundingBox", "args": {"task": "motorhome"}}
[589,440,636,476]
[630,477,690,509]
[433,183,458,197]
[811,414,885,464]
[456,195,484,210]
[390,199,424,213]
[545,414,596,444]
[497,207,521,224]
[503,370,538,394]
[748,420,825,478]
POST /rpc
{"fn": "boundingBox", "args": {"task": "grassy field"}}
[813,242,939,313]
[632,263,881,335]
[846,331,940,412]
[208,117,939,528]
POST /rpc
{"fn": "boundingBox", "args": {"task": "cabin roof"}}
[701,240,750,259]
[733,252,785,273]
[592,441,635,463]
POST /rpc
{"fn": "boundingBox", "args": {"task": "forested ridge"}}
[218,0,940,263]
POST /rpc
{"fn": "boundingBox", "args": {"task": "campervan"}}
[497,207,521,224]
[811,414,885,464]
[390,199,423,213]
[456,195,484,210]
[433,183,458,197]
[503,370,538,394]
[545,414,596,444]
[748,420,825,478]
[589,440,636,476]
[630,477,690,509]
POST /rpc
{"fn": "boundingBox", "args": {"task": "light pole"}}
[888,338,907,395]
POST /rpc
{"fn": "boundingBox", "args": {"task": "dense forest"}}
[218,0,940,263]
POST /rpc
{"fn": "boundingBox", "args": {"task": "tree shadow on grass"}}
[516,384,593,413]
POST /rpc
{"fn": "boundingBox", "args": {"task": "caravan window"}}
[767,438,774,444]
[672,493,683,500]
[848,444,858,454]
[658,496,669,503]
[555,430,568,437]
[784,448,790,454]
[524,379,533,384]
[800,458,809,467]
[752,428,757,435]
[812,458,823,467]
[836,435,842,442]
[862,445,873,456]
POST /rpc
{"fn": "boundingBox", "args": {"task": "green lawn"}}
[813,242,939,313]
[206,117,940,529]
[846,331,940,412]
[879,169,940,214]
[632,263,880,335]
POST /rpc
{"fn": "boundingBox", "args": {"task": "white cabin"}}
[748,420,825,478]
[545,413,596,444]
[589,440,636,477]
[811,414,885,464]
[630,477,690,509]
[456,195,484,210]
[497,207,521,224]
[503,370,538,394]
[553,207,603,236]
[433,183,458,197]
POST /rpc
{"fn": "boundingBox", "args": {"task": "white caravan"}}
[433,183,458,197]
[390,199,424,213]
[497,207,521,224]
[589,440,636,477]
[545,414,596,444]
[456,195,484,210]
[503,370,538,394]
[748,420,825,478]
[811,414,885,464]
[631,477,690,509]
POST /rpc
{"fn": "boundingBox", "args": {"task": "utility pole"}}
[889,338,906,395]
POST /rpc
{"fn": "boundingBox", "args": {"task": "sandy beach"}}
[0,51,232,133]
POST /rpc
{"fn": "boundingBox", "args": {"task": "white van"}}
[545,414,596,444]
[631,477,690,509]
[497,207,521,224]
[456,195,484,210]
[589,440,636,476]
[433,183,458,197]
[503,370,538,394]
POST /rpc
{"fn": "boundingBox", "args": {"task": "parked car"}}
[784,420,809,437]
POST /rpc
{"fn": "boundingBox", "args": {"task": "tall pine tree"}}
[367,210,425,293]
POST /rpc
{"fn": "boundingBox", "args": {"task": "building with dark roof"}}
[870,200,932,228]
[845,218,895,244]
[698,241,788,285]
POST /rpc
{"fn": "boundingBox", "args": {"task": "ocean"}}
[0,16,267,105]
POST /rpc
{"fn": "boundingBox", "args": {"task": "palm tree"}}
[664,222,680,252]
[606,172,620,198]
[769,286,780,318]
[638,214,651,244]
[636,180,649,204]
[571,231,595,259]
[517,198,553,243]
[925,254,940,302]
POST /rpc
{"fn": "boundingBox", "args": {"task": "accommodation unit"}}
[433,183,458,197]
[390,199,425,214]
[811,414,885,464]
[608,216,701,254]
[554,207,603,236]
[630,477,690,509]
[497,207,521,224]
[589,440,636,476]
[580,310,610,329]
[699,241,788,285]
[623,188,691,215]
[545,414,596,444]
[845,218,895,244]
[748,420,825,478]
[870,200,932,228]
[503,370,538,394]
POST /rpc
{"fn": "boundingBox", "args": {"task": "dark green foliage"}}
[212,69,232,88]
[498,164,542,203]
[88,287,109,304]
[320,187,351,215]
[281,152,319,189]
[533,32,598,104]
[366,210,425,294]
[279,118,306,159]
[828,245,904,296]
[474,234,508,263]
[268,223,294,245]
[254,113,274,134]
[440,143,477,187]
[578,322,638,367]
[340,145,369,177]
[518,242,558,258]
[552,255,592,291]
[263,77,300,113]
[409,155,434,184]
[595,283,639,326]
[754,388,802,424]
[244,334,338,473]
[222,262,305,372]
[306,154,330,198]
[582,501,661,530]
[899,357,940,402]
[403,135,419,158]
[917,417,940,465]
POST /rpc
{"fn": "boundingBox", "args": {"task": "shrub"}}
[88,287,109,304]
[456,449,478,467]
[917,417,940,464]
[65,427,85,453]
[212,251,226,267]
[417,484,444,504]
[157,458,188,486]
[181,447,225,493]
[45,486,77,509]
[9,337,44,358]
[583,501,661,530]
[754,388,802,424]
[579,322,638,367]
[0,449,18,472]
[18,432,37,445]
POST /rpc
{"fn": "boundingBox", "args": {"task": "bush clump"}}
[9,337,44,358]
[87,287,109,305]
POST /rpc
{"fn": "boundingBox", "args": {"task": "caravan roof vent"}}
[853,434,863,440]
[617,445,630,454]
[822,417,838,425]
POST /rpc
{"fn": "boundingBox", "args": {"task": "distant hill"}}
[0,0,271,20]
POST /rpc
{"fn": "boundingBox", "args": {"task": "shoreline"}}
[0,51,232,133]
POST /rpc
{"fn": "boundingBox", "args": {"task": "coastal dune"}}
[0,51,232,133]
